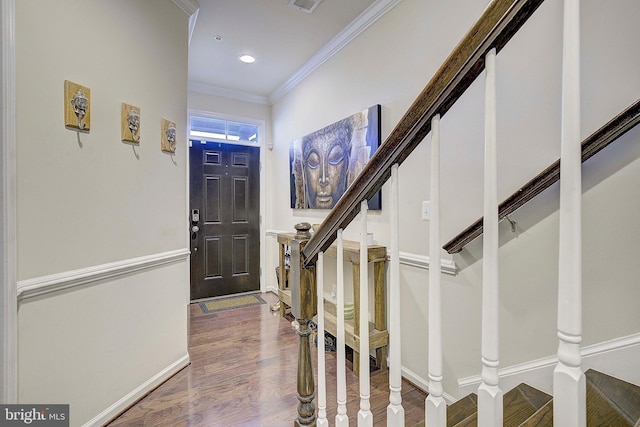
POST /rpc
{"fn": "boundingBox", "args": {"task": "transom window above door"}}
[189,115,259,144]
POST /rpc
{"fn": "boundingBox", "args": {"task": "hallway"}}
[107,292,426,426]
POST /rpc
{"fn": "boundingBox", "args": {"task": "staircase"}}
[284,0,640,424]
[412,369,640,426]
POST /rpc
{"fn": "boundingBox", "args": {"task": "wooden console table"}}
[275,232,388,376]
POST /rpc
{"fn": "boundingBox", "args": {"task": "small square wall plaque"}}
[161,118,176,153]
[64,80,91,132]
[121,103,141,143]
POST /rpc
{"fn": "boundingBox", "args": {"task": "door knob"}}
[192,225,199,233]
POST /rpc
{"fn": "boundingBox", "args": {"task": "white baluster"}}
[358,200,373,426]
[336,229,349,427]
[477,47,503,427]
[425,114,446,427]
[554,0,586,424]
[387,164,405,427]
[316,252,329,427]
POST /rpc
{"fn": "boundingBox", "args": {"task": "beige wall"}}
[16,1,190,424]
[268,0,640,397]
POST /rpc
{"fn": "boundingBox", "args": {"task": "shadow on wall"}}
[452,123,640,272]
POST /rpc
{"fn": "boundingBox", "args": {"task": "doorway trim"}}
[1,0,18,403]
[187,109,267,295]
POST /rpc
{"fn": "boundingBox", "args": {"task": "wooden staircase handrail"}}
[443,98,640,254]
[303,0,545,267]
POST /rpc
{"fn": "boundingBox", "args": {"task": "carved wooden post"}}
[290,222,317,427]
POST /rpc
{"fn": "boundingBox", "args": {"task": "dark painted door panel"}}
[189,141,260,300]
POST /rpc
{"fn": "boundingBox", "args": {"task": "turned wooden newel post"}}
[291,222,318,427]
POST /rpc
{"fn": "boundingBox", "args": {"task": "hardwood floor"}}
[108,292,426,426]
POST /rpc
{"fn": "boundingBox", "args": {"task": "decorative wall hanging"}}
[161,118,177,153]
[121,103,141,143]
[64,80,91,131]
[289,104,382,209]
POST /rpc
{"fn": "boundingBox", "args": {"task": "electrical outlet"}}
[422,201,430,221]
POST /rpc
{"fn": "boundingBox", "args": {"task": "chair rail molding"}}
[1,0,17,404]
[397,251,458,276]
[17,249,190,301]
[458,333,640,397]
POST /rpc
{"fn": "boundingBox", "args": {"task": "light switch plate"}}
[422,201,430,221]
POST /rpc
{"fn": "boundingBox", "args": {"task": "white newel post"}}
[426,114,446,427]
[336,229,349,427]
[477,47,503,427]
[554,0,586,424]
[358,200,373,426]
[316,252,329,427]
[387,164,405,427]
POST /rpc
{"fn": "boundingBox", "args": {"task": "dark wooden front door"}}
[189,141,260,300]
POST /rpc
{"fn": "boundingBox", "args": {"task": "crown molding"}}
[171,0,199,16]
[188,81,270,105]
[268,0,403,104]
[188,0,402,105]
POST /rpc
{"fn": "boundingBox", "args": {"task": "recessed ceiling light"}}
[214,35,223,42]
[238,54,256,64]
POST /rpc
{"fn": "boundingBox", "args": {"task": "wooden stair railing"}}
[301,0,545,267]
[444,98,640,254]
[291,1,549,425]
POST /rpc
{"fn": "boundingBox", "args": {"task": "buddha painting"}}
[290,105,381,209]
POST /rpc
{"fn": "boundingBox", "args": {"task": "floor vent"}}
[288,0,322,14]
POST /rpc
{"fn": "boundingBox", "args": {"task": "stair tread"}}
[587,379,635,426]
[520,399,553,427]
[504,383,552,427]
[412,370,640,427]
[586,369,640,424]
[447,393,478,426]
[453,411,477,427]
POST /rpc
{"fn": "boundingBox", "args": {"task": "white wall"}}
[15,1,190,425]
[268,0,640,398]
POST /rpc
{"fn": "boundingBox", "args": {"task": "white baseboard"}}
[401,366,456,404]
[265,285,279,295]
[83,354,190,427]
[458,332,640,396]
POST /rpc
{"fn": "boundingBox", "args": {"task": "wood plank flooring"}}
[107,292,426,426]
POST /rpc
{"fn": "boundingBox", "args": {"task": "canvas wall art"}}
[290,105,381,210]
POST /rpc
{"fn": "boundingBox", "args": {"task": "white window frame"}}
[188,109,263,147]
